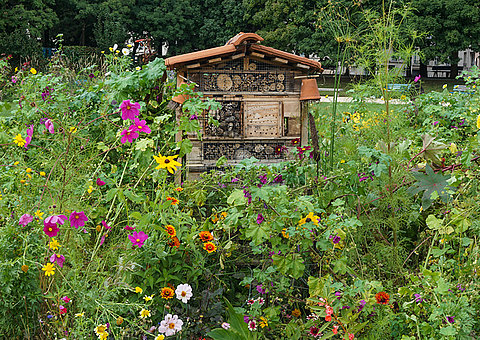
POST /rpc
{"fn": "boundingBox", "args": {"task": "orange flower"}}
[375,292,390,305]
[161,287,175,299]
[211,214,219,223]
[175,187,183,192]
[199,231,213,242]
[168,236,180,248]
[166,197,179,205]
[203,242,217,253]
[220,212,227,219]
[165,225,176,237]
[291,308,301,318]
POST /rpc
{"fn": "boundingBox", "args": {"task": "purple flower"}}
[256,213,264,224]
[433,121,439,126]
[120,128,139,144]
[50,253,66,268]
[358,299,367,312]
[88,73,95,79]
[341,305,351,309]
[447,316,455,324]
[414,293,423,303]
[243,315,249,323]
[231,177,240,183]
[330,234,341,244]
[11,76,17,83]
[243,189,252,205]
[189,114,198,120]
[45,119,55,134]
[335,291,342,299]
[101,220,111,230]
[273,174,283,183]
[19,214,33,227]
[414,75,421,83]
[258,174,267,185]
[128,231,149,248]
[256,285,266,294]
[456,284,465,292]
[96,178,106,186]
[120,100,141,120]
[130,118,151,134]
[69,211,88,229]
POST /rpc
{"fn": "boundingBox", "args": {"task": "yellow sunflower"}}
[298,212,320,227]
[153,153,181,174]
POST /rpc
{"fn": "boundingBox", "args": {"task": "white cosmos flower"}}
[158,314,183,336]
[122,48,130,56]
[112,44,118,51]
[175,283,193,303]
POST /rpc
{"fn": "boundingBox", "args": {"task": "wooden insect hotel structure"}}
[165,32,323,174]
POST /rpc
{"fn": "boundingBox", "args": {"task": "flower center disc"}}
[136,239,140,242]
[306,218,311,222]
[164,159,170,163]
[181,291,186,297]
[169,322,175,329]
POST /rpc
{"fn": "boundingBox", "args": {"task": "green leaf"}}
[207,329,244,340]
[439,326,457,336]
[407,165,454,209]
[421,133,446,164]
[426,214,443,230]
[105,188,118,201]
[135,138,154,151]
[333,257,348,275]
[308,276,325,297]
[124,189,145,203]
[177,138,193,157]
[227,189,247,206]
[130,211,142,219]
[434,277,449,295]
[245,224,269,245]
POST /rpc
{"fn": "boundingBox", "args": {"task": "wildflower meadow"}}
[2,40,480,340]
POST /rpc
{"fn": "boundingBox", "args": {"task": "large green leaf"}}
[421,133,446,164]
[407,164,454,209]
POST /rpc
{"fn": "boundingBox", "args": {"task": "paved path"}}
[320,96,406,104]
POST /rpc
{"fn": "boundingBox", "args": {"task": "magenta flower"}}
[11,76,17,83]
[24,135,32,149]
[101,220,111,229]
[414,75,421,83]
[61,296,71,303]
[43,215,67,237]
[26,125,34,137]
[59,305,67,314]
[45,119,55,134]
[19,213,33,227]
[49,253,65,267]
[99,234,106,246]
[96,178,106,186]
[128,231,149,248]
[120,100,141,120]
[124,225,136,231]
[120,128,139,144]
[130,118,151,134]
[69,211,88,229]
[256,213,264,224]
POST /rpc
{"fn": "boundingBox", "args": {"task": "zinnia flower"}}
[42,263,55,276]
[153,153,182,174]
[199,231,213,242]
[120,100,141,120]
[375,291,390,304]
[247,320,257,331]
[161,287,175,299]
[166,196,179,205]
[19,213,33,227]
[158,314,183,336]
[128,231,149,248]
[130,118,151,134]
[168,236,180,248]
[69,211,88,229]
[165,225,176,237]
[120,128,139,144]
[309,326,320,336]
[175,283,193,303]
[203,242,217,253]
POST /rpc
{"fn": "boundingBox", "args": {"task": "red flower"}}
[375,292,390,304]
[291,138,300,145]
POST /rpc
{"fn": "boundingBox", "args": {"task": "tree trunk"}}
[450,52,459,79]
[420,61,428,78]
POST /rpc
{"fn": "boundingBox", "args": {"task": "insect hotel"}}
[165,32,323,174]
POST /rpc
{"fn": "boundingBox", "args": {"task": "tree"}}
[0,0,58,57]
[411,0,480,78]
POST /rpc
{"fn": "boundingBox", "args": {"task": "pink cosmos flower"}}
[24,135,32,149]
[69,211,88,229]
[59,305,67,314]
[11,76,17,83]
[120,100,141,120]
[130,118,151,134]
[120,128,139,144]
[124,225,136,231]
[414,75,421,83]
[26,125,34,137]
[100,234,106,246]
[45,119,55,134]
[19,214,33,227]
[61,296,71,303]
[96,178,106,186]
[49,253,66,267]
[128,231,149,248]
[43,214,68,237]
[101,220,111,229]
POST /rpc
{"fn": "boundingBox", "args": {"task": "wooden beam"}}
[296,63,310,69]
[186,63,201,69]
[232,53,245,60]
[251,52,265,58]
[273,57,288,64]
[208,57,222,63]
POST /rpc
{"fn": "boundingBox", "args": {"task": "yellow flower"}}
[153,153,181,174]
[87,185,94,193]
[30,68,37,75]
[127,44,132,48]
[155,335,165,340]
[20,179,26,184]
[0,194,2,200]
[449,143,458,154]
[42,263,55,276]
[95,324,108,337]
[259,316,268,328]
[49,238,61,251]
[144,294,154,302]
[98,332,108,340]
[14,161,19,165]
[109,47,113,52]
[15,67,18,72]
[27,174,32,179]
[70,126,77,133]
[75,312,85,317]
[101,50,105,54]
[160,287,175,299]
[220,212,227,219]
[40,171,46,176]
[298,212,320,227]
[165,225,176,237]
[476,114,480,129]
[139,308,151,318]
[13,134,26,147]
[135,286,143,294]
[21,264,28,272]
[116,316,124,325]
[35,210,44,220]
[203,242,217,253]
[135,66,141,70]
[281,228,290,239]
[211,214,219,223]
[26,168,32,173]
[291,308,301,318]
[443,84,447,89]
